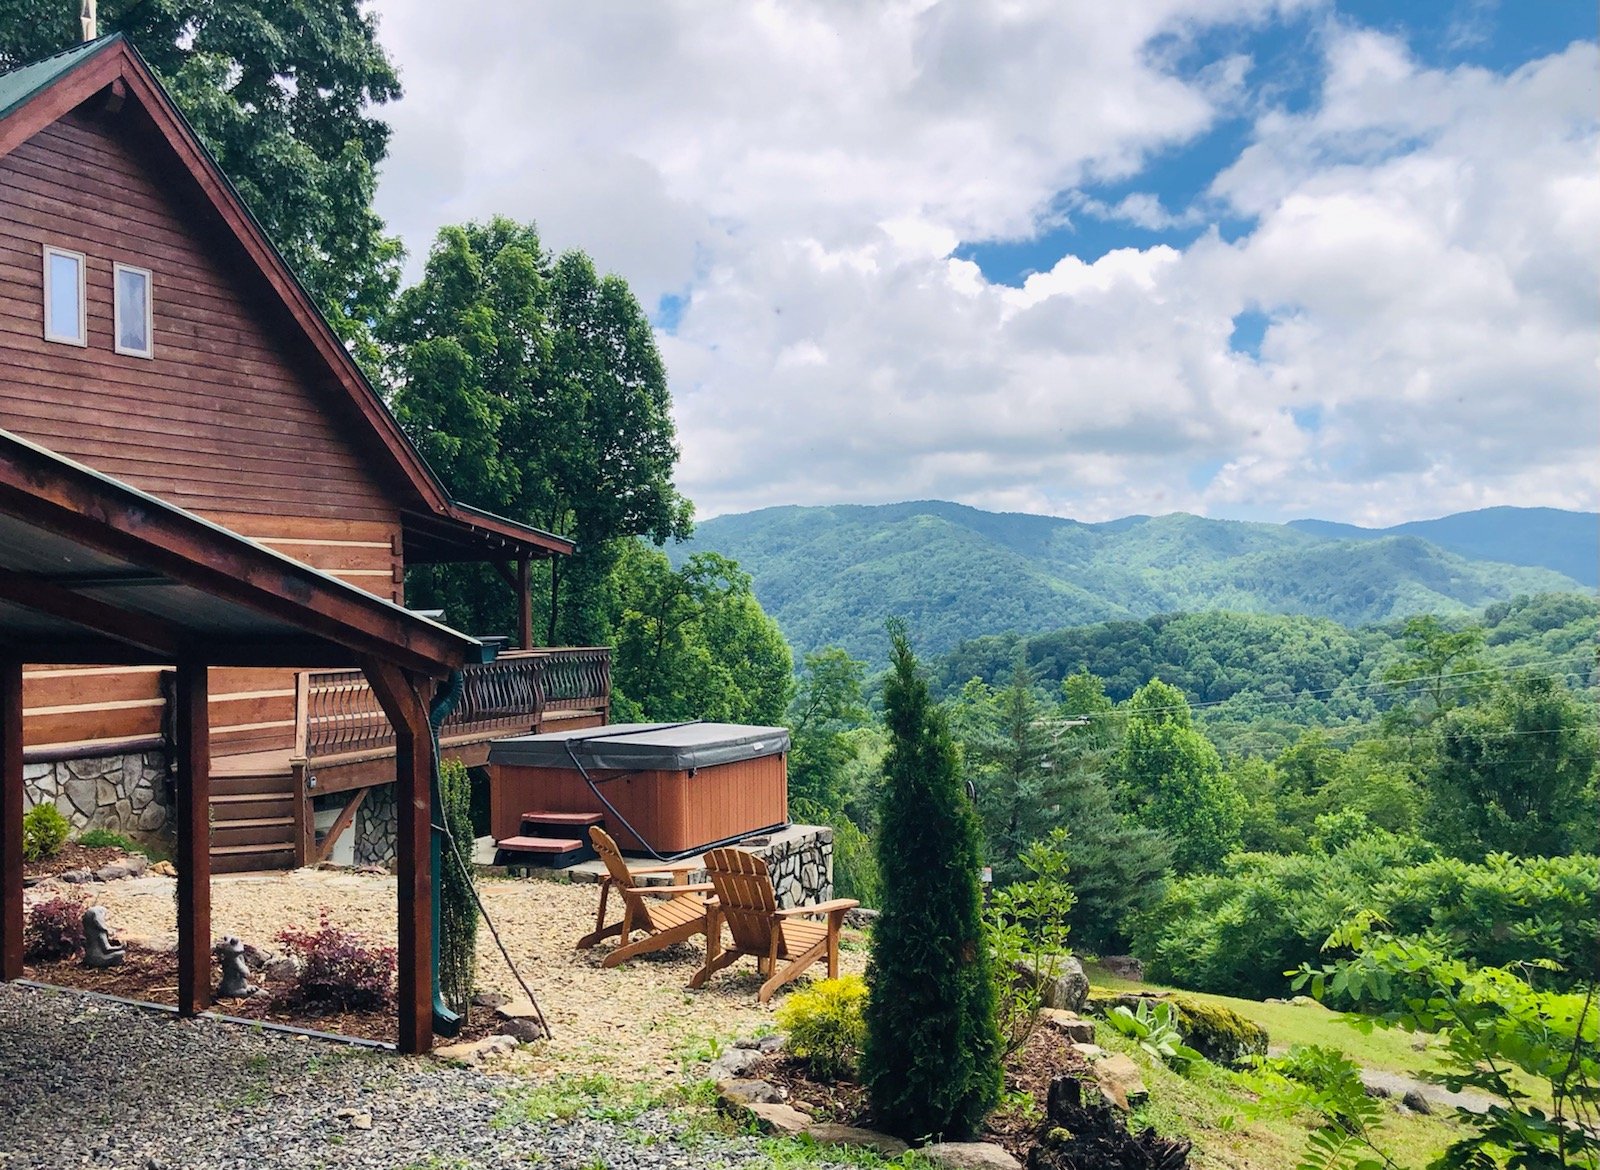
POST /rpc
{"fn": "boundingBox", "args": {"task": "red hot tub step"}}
[520,810,605,828]
[494,835,594,870]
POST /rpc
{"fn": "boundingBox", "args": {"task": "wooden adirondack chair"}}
[576,826,715,968]
[690,847,859,1003]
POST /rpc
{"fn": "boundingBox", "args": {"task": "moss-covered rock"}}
[1087,991,1268,1066]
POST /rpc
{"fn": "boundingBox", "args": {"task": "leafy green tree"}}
[787,647,870,811]
[1,1,404,362]
[606,544,792,725]
[1426,672,1598,859]
[1116,680,1244,874]
[385,220,691,643]
[1382,615,1488,732]
[863,624,1002,1141]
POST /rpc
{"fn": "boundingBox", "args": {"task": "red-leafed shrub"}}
[25,896,85,962]
[275,909,395,1012]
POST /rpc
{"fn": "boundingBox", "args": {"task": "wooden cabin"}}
[0,35,609,872]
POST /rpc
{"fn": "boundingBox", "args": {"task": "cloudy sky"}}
[370,0,1598,527]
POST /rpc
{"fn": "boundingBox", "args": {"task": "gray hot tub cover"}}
[488,722,790,773]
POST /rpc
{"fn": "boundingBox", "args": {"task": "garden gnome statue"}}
[215,936,255,999]
[81,906,124,968]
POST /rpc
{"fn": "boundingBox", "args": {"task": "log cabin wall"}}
[0,107,406,760]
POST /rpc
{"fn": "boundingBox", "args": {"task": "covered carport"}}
[0,429,477,1053]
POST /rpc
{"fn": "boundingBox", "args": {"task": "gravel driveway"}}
[0,983,859,1170]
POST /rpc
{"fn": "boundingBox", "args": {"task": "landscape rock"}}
[263,956,300,982]
[843,907,879,928]
[499,1018,545,1045]
[493,999,543,1020]
[922,1140,1022,1168]
[1100,955,1145,981]
[94,864,131,882]
[433,1034,518,1063]
[803,1123,909,1158]
[58,869,91,884]
[472,989,511,1009]
[708,1047,765,1079]
[717,1078,786,1105]
[149,860,177,877]
[1015,956,1090,1013]
[742,1101,811,1134]
[1401,1089,1432,1114]
[1093,1052,1149,1111]
[1040,1008,1095,1044]
[1090,992,1268,1065]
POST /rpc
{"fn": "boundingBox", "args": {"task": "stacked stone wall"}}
[23,752,173,850]
[354,783,398,867]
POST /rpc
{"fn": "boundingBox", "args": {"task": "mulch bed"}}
[751,1022,1092,1160]
[24,946,506,1047]
[24,844,136,881]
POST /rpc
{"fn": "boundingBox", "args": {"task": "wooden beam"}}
[1,658,22,980]
[362,659,433,1055]
[517,557,533,651]
[313,788,367,864]
[174,661,211,1016]
[0,568,184,659]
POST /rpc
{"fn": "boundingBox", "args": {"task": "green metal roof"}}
[0,33,122,122]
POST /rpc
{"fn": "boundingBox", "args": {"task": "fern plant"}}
[1243,1044,1399,1170]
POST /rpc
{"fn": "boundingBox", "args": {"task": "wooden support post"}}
[363,660,433,1055]
[517,556,533,650]
[1,658,22,980]
[175,660,211,1016]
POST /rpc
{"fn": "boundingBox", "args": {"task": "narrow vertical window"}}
[114,263,153,358]
[42,246,86,346]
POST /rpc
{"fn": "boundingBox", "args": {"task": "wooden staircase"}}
[210,753,298,873]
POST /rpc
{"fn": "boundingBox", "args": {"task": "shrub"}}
[275,909,395,1012]
[1294,919,1600,1170]
[861,624,1002,1141]
[437,758,478,1016]
[74,828,140,853]
[24,896,85,962]
[776,975,867,1080]
[1131,840,1598,1000]
[22,804,70,862]
[986,828,1075,1056]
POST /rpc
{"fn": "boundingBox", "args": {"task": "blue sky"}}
[375,0,1599,526]
[957,1,1599,285]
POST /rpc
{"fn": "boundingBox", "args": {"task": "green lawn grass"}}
[1084,960,1449,1079]
[1081,961,1494,1168]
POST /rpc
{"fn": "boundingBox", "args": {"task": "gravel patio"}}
[20,867,866,1079]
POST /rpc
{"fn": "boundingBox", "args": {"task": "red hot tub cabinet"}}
[487,723,790,855]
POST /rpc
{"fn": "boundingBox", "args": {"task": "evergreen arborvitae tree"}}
[862,624,1002,1141]
[437,758,478,1015]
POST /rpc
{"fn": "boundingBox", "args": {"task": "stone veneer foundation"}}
[22,752,173,851]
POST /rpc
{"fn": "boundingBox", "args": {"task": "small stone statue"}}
[81,906,125,968]
[215,936,256,999]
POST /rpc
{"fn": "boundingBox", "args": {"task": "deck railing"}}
[294,647,611,762]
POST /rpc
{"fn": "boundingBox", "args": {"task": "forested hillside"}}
[1290,505,1599,587]
[676,501,1591,663]
[930,592,1599,755]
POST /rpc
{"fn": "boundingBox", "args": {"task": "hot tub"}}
[487,722,790,855]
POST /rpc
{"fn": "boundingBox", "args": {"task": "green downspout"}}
[427,669,465,1038]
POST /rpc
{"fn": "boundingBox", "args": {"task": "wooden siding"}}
[2,108,418,760]
[0,110,398,524]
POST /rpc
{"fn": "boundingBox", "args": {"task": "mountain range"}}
[672,501,1597,664]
